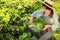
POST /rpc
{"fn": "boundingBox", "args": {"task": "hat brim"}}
[40,0,54,10]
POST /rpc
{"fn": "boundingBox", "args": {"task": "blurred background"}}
[0,0,60,40]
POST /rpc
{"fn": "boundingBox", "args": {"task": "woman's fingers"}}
[42,25,52,30]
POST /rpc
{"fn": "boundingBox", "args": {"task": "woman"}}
[27,0,59,40]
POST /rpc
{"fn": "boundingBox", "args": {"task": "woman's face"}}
[43,6,51,15]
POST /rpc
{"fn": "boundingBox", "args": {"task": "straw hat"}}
[40,0,54,9]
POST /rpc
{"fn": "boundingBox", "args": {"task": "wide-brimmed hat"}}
[40,0,54,10]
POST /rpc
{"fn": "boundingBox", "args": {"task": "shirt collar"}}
[43,11,49,17]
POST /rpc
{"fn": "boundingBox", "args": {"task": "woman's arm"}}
[28,17,34,25]
[42,14,59,31]
[42,24,52,30]
[28,10,43,25]
[51,14,59,31]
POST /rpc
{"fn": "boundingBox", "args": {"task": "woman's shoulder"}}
[33,10,44,13]
[53,13,58,18]
[32,10,44,17]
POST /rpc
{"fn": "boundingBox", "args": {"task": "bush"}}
[0,0,42,40]
[0,0,60,40]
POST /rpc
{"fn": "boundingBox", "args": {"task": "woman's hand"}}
[42,24,52,31]
[27,17,34,25]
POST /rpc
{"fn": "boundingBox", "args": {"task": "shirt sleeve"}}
[31,10,43,17]
[51,14,59,31]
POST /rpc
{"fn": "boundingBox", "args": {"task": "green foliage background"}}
[0,0,60,40]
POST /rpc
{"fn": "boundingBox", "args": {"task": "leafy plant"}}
[29,17,46,32]
[0,0,60,40]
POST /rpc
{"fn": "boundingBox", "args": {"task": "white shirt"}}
[31,10,59,31]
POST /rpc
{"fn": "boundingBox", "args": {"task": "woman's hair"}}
[42,4,54,18]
